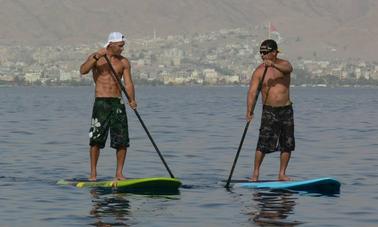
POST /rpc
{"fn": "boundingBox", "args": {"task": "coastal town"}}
[1,27,377,87]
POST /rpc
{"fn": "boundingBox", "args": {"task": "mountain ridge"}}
[1,0,377,60]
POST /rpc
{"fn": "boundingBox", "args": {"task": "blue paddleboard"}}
[230,177,340,194]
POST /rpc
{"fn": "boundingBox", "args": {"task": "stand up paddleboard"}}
[228,177,340,194]
[57,177,181,193]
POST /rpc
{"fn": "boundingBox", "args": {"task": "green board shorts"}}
[256,103,295,153]
[89,97,129,149]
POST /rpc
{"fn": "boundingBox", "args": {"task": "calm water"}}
[0,86,377,226]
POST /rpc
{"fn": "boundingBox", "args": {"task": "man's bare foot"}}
[278,174,291,181]
[249,174,259,182]
[88,176,96,181]
[115,175,126,181]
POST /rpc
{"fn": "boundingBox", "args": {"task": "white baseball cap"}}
[104,32,126,47]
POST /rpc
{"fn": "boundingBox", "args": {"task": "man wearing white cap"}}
[80,32,137,181]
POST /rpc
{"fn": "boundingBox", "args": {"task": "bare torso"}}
[259,60,291,106]
[92,56,125,97]
[80,45,136,107]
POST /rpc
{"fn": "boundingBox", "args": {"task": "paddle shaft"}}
[104,55,175,178]
[225,66,268,188]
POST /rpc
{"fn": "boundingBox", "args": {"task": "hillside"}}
[0,0,377,60]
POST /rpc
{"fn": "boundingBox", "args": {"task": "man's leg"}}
[250,150,265,181]
[89,145,100,181]
[278,151,291,181]
[115,146,127,180]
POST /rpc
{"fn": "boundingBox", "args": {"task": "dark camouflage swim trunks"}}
[256,103,295,153]
[89,97,129,149]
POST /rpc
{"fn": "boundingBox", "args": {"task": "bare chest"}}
[94,58,124,78]
[263,68,290,87]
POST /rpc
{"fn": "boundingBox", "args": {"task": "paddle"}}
[104,55,175,178]
[225,66,268,188]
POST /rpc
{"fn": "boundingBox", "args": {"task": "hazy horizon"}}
[1,0,378,61]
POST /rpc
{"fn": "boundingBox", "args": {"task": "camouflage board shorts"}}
[256,103,295,153]
[89,97,129,149]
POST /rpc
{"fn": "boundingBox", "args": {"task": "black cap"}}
[260,39,278,53]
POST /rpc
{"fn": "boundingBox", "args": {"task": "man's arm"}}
[122,58,137,109]
[80,48,107,75]
[264,59,293,76]
[272,59,292,75]
[80,53,98,75]
[246,68,261,122]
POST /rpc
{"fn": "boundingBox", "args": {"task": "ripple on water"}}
[1,87,378,226]
[9,130,34,135]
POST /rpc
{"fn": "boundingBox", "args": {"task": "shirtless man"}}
[246,39,294,181]
[80,32,137,181]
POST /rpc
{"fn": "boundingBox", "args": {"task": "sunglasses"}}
[260,50,273,56]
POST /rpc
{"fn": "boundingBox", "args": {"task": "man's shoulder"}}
[255,63,265,71]
[277,58,291,64]
[117,56,130,66]
[254,64,266,73]
[252,64,265,79]
[115,55,127,60]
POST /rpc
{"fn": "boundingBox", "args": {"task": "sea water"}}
[0,86,377,226]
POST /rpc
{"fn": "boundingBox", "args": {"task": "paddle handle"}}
[225,121,250,188]
[104,55,175,178]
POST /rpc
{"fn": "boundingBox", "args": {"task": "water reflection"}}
[89,189,133,226]
[88,188,181,226]
[247,190,303,226]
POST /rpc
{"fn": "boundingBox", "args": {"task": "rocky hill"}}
[0,0,377,60]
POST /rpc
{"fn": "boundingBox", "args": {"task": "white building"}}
[203,69,218,84]
[225,75,240,83]
[60,70,80,81]
[24,72,41,82]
